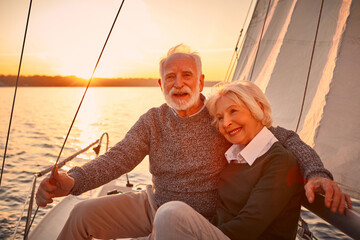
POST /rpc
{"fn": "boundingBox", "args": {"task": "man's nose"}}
[173,76,184,88]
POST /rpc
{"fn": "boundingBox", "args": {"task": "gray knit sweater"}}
[68,103,332,218]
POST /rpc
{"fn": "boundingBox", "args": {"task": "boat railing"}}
[13,133,109,240]
[301,194,360,239]
[36,139,99,177]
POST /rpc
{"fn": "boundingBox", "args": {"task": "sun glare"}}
[0,0,250,80]
[75,89,102,147]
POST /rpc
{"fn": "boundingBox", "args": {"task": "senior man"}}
[36,44,350,239]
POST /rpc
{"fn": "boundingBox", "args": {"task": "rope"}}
[226,30,247,82]
[50,0,126,176]
[17,135,103,239]
[23,176,37,240]
[295,0,324,132]
[11,176,35,240]
[23,1,127,237]
[224,0,255,82]
[0,0,33,186]
[249,0,271,82]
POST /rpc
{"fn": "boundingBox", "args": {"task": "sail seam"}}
[295,0,325,132]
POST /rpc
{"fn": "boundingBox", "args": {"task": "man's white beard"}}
[164,82,200,111]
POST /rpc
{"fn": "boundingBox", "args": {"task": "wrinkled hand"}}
[36,166,75,207]
[305,177,352,214]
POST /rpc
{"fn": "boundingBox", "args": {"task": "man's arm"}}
[68,113,151,195]
[36,111,152,207]
[269,126,332,180]
[269,126,352,213]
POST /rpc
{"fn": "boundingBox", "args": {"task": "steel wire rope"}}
[12,175,35,239]
[295,0,324,132]
[224,0,254,82]
[249,0,271,82]
[226,30,247,82]
[0,0,33,186]
[23,0,126,238]
[224,30,243,82]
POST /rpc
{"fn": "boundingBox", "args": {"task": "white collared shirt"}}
[224,127,278,166]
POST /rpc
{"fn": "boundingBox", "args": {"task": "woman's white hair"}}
[159,44,202,80]
[206,80,273,127]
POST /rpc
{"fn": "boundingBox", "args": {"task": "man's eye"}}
[231,109,237,114]
[166,75,174,80]
[183,73,192,78]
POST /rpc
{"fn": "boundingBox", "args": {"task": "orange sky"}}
[0,0,254,81]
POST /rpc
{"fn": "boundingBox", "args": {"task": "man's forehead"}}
[164,67,195,75]
[163,54,197,71]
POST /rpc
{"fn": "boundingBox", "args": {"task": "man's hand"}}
[305,177,352,214]
[36,166,75,207]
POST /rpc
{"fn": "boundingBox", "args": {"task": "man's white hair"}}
[159,44,202,80]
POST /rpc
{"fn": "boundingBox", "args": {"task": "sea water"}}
[0,87,357,239]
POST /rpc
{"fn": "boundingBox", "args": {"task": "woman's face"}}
[215,95,263,146]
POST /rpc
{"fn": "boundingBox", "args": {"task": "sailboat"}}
[6,0,360,239]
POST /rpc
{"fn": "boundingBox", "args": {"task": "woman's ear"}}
[257,101,264,111]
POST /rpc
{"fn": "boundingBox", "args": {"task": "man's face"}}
[160,53,204,113]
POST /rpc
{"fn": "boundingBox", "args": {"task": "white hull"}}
[28,178,136,240]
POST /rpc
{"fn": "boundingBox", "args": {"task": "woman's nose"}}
[223,115,232,128]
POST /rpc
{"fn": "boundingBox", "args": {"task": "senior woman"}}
[153,81,304,240]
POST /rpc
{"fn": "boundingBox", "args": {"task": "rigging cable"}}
[23,0,126,238]
[295,0,324,132]
[0,0,33,186]
[249,0,272,82]
[226,30,246,82]
[224,0,254,82]
[51,0,126,174]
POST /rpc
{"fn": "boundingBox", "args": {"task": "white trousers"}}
[153,201,230,240]
[58,185,157,240]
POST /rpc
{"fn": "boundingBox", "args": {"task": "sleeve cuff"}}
[68,166,86,195]
[306,171,333,181]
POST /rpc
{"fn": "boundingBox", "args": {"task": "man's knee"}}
[154,201,191,228]
[68,198,100,222]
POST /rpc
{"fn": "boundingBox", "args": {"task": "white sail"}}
[233,0,360,199]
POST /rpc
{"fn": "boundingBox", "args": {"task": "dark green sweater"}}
[212,142,304,240]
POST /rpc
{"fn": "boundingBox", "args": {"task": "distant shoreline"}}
[0,75,219,87]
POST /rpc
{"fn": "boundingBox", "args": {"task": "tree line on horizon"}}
[0,75,218,87]
[0,75,159,87]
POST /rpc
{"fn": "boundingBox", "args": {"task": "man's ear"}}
[199,74,205,92]
[158,79,162,89]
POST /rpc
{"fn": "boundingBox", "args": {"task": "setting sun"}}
[0,0,253,81]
